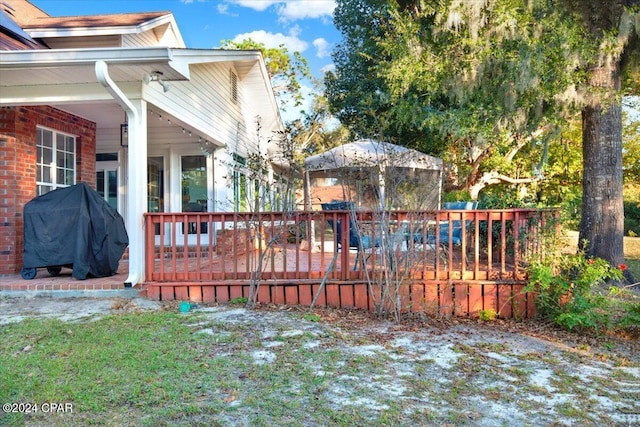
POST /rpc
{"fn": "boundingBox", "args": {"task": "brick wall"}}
[0,106,96,275]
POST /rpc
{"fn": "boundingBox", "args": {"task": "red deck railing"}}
[143,209,557,318]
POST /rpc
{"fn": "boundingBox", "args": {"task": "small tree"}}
[307,139,442,319]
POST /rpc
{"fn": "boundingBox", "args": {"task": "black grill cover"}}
[22,183,129,280]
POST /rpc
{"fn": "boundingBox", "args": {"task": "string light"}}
[146,110,217,156]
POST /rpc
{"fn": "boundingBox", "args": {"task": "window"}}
[36,127,76,195]
[233,154,248,212]
[230,70,238,104]
[270,174,293,211]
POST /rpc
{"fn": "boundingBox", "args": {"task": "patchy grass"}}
[0,303,639,426]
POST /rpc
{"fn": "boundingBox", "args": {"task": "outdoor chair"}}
[413,201,478,265]
[321,201,381,270]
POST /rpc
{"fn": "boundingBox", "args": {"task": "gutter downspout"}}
[95,60,144,286]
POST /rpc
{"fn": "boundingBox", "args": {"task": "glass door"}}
[148,157,165,214]
[96,158,118,211]
[148,157,165,237]
[181,155,208,234]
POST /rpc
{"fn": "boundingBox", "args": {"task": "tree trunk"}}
[579,96,625,266]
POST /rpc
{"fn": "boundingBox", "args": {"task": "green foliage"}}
[230,296,248,305]
[477,191,536,210]
[526,252,626,331]
[442,190,473,204]
[303,313,321,322]
[618,301,640,328]
[327,0,599,198]
[536,119,583,226]
[624,200,640,236]
[327,1,639,264]
[478,309,497,322]
[622,104,640,184]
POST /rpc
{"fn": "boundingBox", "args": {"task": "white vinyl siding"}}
[143,62,259,157]
[123,32,159,47]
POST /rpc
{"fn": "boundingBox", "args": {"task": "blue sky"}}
[31,0,340,121]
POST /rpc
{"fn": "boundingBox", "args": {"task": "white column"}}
[125,98,148,286]
[95,61,147,286]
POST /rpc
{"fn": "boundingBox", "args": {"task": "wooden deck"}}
[143,209,557,319]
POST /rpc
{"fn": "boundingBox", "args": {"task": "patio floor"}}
[0,261,129,292]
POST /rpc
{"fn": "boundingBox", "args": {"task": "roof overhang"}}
[25,13,185,48]
[0,46,275,91]
[0,47,185,106]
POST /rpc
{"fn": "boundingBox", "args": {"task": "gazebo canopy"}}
[304,139,442,172]
[304,139,443,210]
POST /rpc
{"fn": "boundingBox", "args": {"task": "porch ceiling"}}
[0,62,183,87]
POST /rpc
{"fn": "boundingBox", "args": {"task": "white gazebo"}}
[304,139,443,210]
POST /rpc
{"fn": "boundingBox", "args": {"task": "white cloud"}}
[312,38,330,58]
[233,29,308,53]
[230,0,279,12]
[217,3,232,15]
[320,63,335,74]
[227,0,336,20]
[277,1,336,20]
[288,24,302,38]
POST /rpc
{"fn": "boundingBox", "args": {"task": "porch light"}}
[143,71,171,93]
[120,113,128,148]
[120,123,128,147]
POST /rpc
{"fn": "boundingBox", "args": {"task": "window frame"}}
[36,126,76,195]
[232,154,247,212]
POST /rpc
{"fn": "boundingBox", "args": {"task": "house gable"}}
[3,0,184,49]
[24,13,185,49]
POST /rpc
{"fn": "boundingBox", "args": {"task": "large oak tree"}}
[565,0,639,266]
[326,0,639,268]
